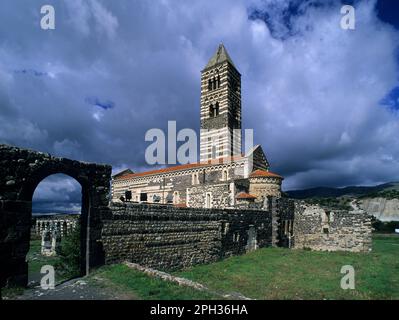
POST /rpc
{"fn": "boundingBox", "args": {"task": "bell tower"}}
[200,44,242,162]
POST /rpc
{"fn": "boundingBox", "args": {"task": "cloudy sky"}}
[0,0,398,212]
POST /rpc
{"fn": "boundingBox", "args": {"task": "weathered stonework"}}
[100,203,273,270]
[292,202,372,252]
[188,183,232,208]
[34,214,78,237]
[0,144,112,287]
[249,176,282,200]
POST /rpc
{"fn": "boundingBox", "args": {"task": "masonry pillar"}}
[0,200,32,287]
[268,196,280,247]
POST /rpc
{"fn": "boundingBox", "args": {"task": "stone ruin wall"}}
[34,215,78,237]
[100,203,273,270]
[0,144,111,287]
[292,202,372,252]
[99,198,374,275]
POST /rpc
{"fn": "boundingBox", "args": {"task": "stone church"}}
[112,44,283,208]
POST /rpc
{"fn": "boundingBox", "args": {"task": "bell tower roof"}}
[203,44,237,71]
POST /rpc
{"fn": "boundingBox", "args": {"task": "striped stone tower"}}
[200,44,242,162]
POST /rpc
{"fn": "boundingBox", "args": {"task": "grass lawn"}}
[87,264,218,300]
[3,234,398,300]
[173,234,399,300]
[27,239,61,275]
[2,239,67,299]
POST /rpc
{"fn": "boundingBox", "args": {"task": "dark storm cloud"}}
[0,0,399,206]
[32,174,81,214]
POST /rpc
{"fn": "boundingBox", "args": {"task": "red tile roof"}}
[236,192,257,199]
[114,154,245,180]
[174,203,187,208]
[249,169,283,179]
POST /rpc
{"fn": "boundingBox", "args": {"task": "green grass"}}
[3,239,67,299]
[1,286,25,300]
[27,239,74,285]
[27,240,61,273]
[5,235,398,300]
[173,234,399,300]
[88,264,218,300]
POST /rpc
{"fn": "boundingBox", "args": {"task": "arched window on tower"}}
[212,145,217,159]
[208,79,212,91]
[214,102,219,116]
[209,103,219,118]
[217,75,221,88]
[212,77,217,90]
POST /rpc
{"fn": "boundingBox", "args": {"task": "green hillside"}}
[286,182,399,199]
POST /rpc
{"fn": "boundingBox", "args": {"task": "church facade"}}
[111,44,283,208]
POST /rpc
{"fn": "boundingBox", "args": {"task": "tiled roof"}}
[112,168,134,178]
[250,169,283,179]
[236,192,257,199]
[114,155,245,180]
[174,203,187,208]
[203,44,236,70]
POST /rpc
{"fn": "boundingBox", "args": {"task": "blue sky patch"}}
[380,86,399,110]
[85,96,115,110]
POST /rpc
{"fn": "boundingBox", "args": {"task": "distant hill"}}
[285,182,399,199]
[285,182,399,221]
[32,212,80,217]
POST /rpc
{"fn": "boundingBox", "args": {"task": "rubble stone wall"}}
[101,203,273,270]
[292,202,372,252]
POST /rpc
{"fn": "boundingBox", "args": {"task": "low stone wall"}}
[292,202,372,252]
[100,203,273,270]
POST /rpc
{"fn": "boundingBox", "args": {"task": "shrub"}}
[55,223,81,279]
[372,217,399,233]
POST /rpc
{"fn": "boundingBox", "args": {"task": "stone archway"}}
[0,144,112,288]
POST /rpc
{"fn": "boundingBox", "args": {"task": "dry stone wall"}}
[292,202,372,252]
[101,203,273,270]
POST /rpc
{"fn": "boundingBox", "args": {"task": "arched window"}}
[217,75,221,88]
[214,102,219,116]
[192,172,199,185]
[173,191,179,204]
[209,104,214,117]
[212,77,217,90]
[206,193,212,208]
[222,169,228,181]
[212,145,217,159]
[208,79,212,91]
[209,103,219,118]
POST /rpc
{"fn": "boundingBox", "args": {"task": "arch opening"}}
[27,173,88,287]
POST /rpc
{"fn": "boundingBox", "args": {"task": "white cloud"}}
[64,0,118,39]
[90,0,119,39]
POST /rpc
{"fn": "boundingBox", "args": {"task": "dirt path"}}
[8,276,137,300]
